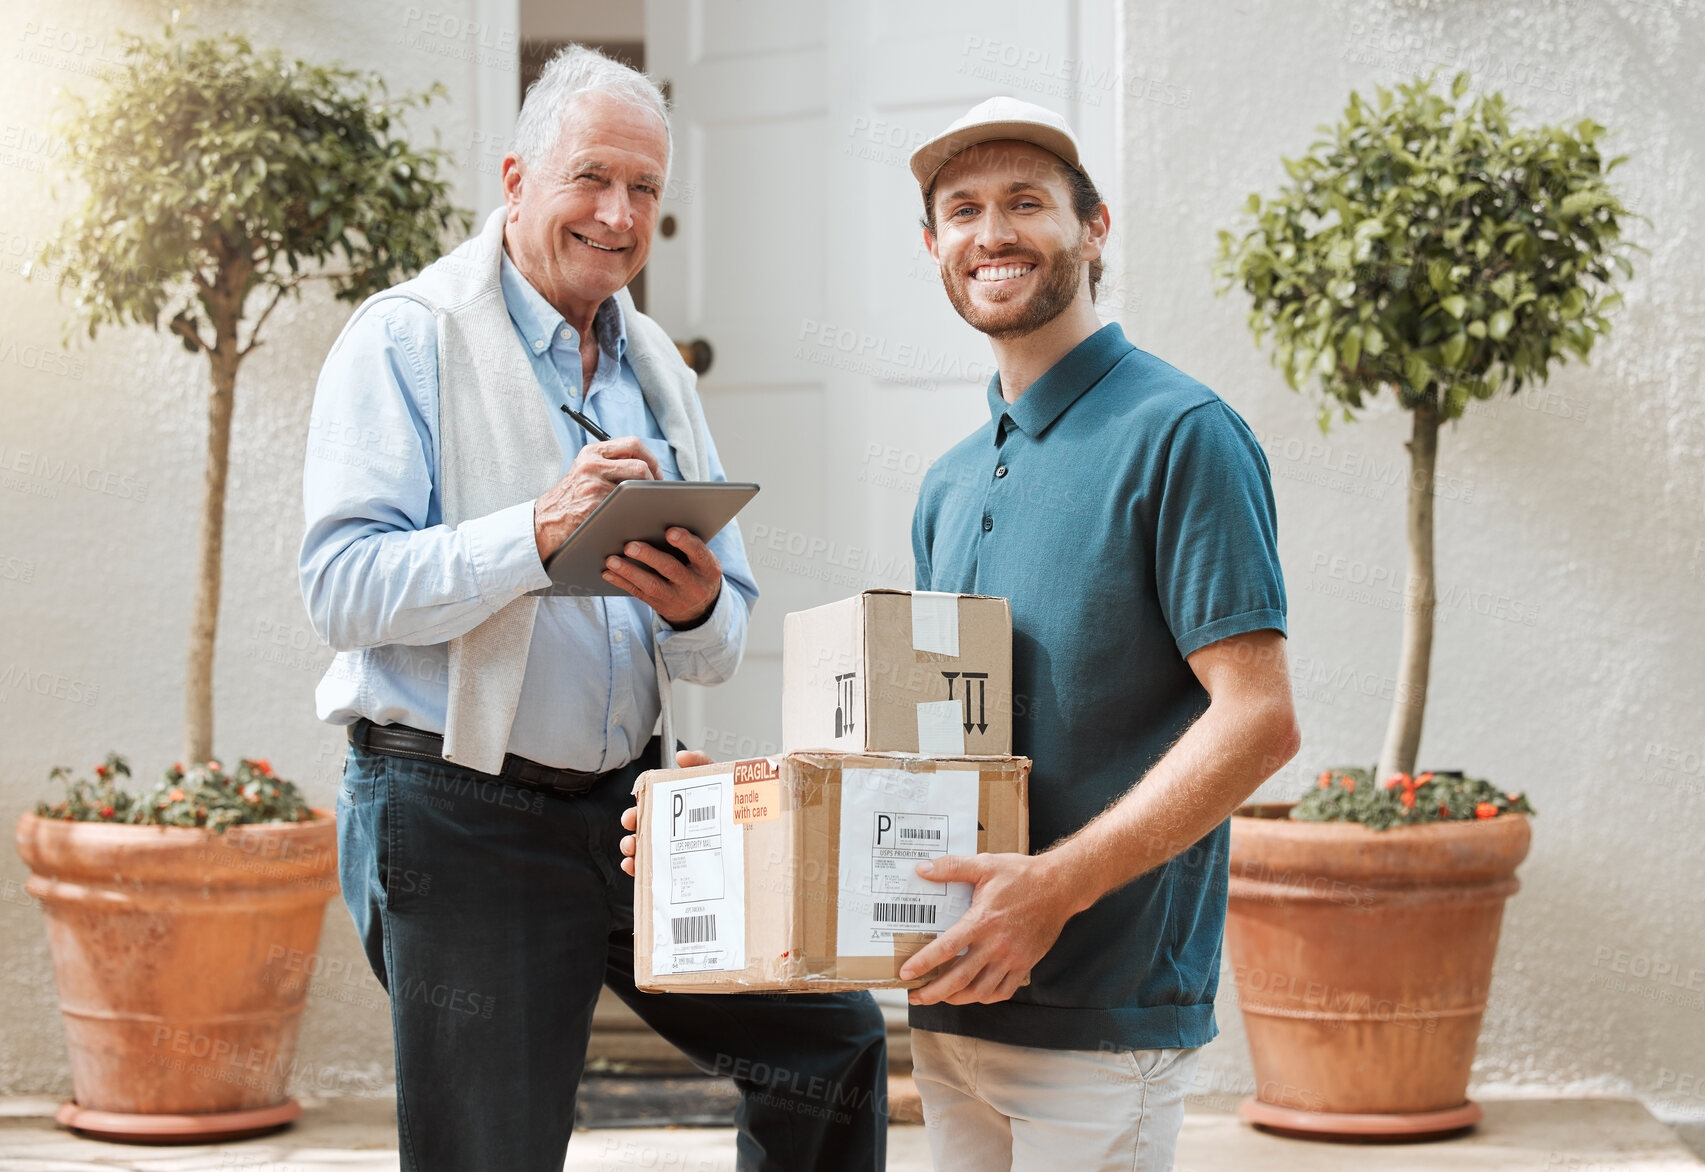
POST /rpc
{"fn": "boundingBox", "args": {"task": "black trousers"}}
[337,736,889,1172]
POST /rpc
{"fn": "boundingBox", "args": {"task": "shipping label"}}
[837,767,978,956]
[650,772,745,973]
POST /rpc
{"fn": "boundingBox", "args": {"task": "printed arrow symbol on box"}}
[965,674,989,734]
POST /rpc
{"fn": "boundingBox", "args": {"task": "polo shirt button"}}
[982,515,993,532]
[995,465,1008,478]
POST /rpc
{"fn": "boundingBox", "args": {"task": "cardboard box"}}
[634,752,1029,992]
[782,590,1012,756]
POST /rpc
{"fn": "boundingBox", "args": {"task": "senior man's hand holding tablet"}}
[530,432,757,626]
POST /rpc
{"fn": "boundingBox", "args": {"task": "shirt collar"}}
[594,295,629,362]
[499,249,628,362]
[988,322,1134,442]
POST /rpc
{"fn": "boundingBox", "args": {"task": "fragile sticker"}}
[733,757,781,823]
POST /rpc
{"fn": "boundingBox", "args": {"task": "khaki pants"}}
[912,1027,1199,1172]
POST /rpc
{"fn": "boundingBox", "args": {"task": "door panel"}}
[647,0,1114,768]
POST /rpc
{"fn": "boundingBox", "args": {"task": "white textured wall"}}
[0,0,515,1096]
[3,0,1702,1127]
[1114,0,1705,1123]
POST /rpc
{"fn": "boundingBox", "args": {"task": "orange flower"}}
[1342,777,1356,793]
[94,764,108,778]
[251,758,273,777]
[1415,772,1436,785]
[1384,772,1410,791]
[1475,802,1498,820]
[99,805,114,819]
[1317,770,1331,788]
[168,788,185,803]
[1400,791,1416,810]
[1438,804,1451,819]
[172,761,184,773]
[206,760,221,772]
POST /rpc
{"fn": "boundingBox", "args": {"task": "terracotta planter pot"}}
[1225,802,1530,1139]
[15,810,338,1142]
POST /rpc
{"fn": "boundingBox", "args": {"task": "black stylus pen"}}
[560,403,611,442]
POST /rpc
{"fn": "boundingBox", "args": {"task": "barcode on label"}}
[671,914,718,944]
[899,828,941,840]
[873,902,937,925]
[687,805,716,825]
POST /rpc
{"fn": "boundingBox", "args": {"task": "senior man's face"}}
[925,140,1090,340]
[502,90,669,322]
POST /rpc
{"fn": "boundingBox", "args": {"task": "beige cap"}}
[908,95,1087,191]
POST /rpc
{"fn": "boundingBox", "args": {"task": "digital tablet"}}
[531,480,760,598]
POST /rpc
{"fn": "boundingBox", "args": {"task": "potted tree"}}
[1215,73,1632,1138]
[15,27,466,1142]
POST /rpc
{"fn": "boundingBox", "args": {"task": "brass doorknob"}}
[673,338,713,376]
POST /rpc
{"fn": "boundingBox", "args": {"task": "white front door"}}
[646,0,1117,760]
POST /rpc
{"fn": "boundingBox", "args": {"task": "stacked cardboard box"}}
[782,590,1014,756]
[634,591,1030,993]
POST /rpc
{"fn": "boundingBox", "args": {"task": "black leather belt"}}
[347,717,607,796]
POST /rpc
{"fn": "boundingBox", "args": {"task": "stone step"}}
[573,1071,923,1128]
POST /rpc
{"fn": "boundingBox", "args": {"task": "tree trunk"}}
[1377,397,1439,781]
[183,331,239,767]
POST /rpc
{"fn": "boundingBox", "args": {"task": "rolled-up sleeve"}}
[654,424,757,685]
[298,299,551,654]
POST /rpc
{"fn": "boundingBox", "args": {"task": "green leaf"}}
[1404,354,1431,391]
[1341,328,1362,371]
[1212,69,1631,428]
[39,29,472,343]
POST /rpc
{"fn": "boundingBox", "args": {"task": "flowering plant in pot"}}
[1214,72,1631,1139]
[1298,767,1533,829]
[16,26,464,1143]
[19,753,336,1142]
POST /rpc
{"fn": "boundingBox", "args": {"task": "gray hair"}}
[511,44,672,171]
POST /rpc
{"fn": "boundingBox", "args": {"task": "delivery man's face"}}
[502,90,669,319]
[924,140,1100,339]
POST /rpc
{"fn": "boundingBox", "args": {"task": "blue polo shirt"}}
[909,322,1286,1053]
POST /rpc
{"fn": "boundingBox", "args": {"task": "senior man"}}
[892,98,1302,1170]
[299,46,885,1172]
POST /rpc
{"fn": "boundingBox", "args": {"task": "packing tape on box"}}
[911,591,960,657]
[917,700,966,754]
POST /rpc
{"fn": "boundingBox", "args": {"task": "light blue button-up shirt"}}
[299,251,756,772]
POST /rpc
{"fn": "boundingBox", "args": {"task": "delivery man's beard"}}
[942,236,1083,341]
